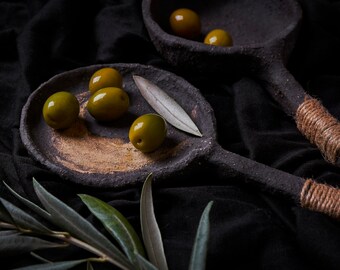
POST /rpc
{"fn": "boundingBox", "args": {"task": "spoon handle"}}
[261,61,340,165]
[208,144,340,219]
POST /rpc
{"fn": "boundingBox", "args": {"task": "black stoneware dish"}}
[20,63,339,219]
[142,0,340,165]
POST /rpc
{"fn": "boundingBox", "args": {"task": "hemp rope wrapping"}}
[296,97,340,164]
[301,179,340,219]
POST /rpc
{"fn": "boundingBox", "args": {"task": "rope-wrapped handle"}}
[296,97,340,164]
[301,179,340,219]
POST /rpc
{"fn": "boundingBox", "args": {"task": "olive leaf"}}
[87,261,94,270]
[0,196,15,224]
[0,197,52,233]
[0,233,67,256]
[32,179,133,270]
[30,252,53,263]
[134,252,158,270]
[140,173,168,270]
[3,181,51,221]
[133,75,202,137]
[188,201,213,270]
[0,230,18,236]
[11,259,89,270]
[79,194,145,264]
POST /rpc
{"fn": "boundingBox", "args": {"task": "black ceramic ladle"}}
[20,64,339,219]
[142,0,340,165]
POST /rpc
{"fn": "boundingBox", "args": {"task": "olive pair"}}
[89,68,167,152]
[42,68,128,129]
[87,68,129,122]
[169,8,233,47]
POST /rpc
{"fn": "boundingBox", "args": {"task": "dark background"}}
[0,0,340,269]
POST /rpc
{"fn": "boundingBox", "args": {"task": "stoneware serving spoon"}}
[20,64,339,219]
[141,0,340,165]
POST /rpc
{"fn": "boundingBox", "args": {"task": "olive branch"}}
[0,174,213,270]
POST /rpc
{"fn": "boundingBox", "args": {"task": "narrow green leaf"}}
[32,179,132,270]
[3,181,51,221]
[188,201,213,270]
[79,194,145,263]
[140,174,168,270]
[0,197,52,233]
[135,253,158,270]
[87,261,94,270]
[0,230,18,236]
[11,259,88,270]
[0,234,67,256]
[133,75,202,137]
[30,252,53,263]
[0,197,14,224]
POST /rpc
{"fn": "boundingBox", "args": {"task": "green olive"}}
[129,114,167,153]
[169,8,201,39]
[42,91,79,129]
[87,87,129,121]
[89,67,123,95]
[204,29,233,47]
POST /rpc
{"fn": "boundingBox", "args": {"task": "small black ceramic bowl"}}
[142,0,302,75]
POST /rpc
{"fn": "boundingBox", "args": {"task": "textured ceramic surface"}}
[20,64,216,187]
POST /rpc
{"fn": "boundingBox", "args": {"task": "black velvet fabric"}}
[1,0,339,269]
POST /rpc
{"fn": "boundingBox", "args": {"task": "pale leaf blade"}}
[140,174,168,270]
[0,234,66,256]
[188,201,213,270]
[79,194,145,263]
[135,252,158,270]
[11,259,88,270]
[133,75,202,137]
[32,179,132,270]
